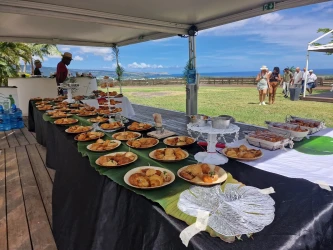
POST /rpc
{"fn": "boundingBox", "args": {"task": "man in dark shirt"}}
[33,60,42,75]
[56,52,72,95]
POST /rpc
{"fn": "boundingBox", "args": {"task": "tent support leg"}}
[303,51,309,98]
[186,36,198,115]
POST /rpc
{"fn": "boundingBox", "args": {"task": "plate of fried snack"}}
[149,148,188,162]
[126,138,159,149]
[53,107,71,112]
[51,112,72,119]
[43,98,54,101]
[112,131,141,141]
[87,139,121,152]
[30,97,42,101]
[74,131,105,141]
[65,125,92,134]
[70,109,80,114]
[97,109,111,115]
[53,105,69,109]
[96,152,138,167]
[36,101,50,105]
[110,108,122,114]
[221,145,263,161]
[70,103,84,108]
[177,164,227,186]
[37,105,53,111]
[54,118,78,125]
[99,121,124,131]
[124,167,175,189]
[88,116,109,123]
[128,122,152,131]
[163,136,195,147]
[77,110,97,117]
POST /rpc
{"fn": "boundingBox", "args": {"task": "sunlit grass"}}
[120,86,333,127]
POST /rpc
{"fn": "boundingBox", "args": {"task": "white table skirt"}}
[81,96,135,118]
[226,128,333,187]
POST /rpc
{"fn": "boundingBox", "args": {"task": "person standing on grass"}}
[56,52,73,96]
[256,66,269,105]
[292,67,303,88]
[268,67,282,104]
[280,68,293,98]
[301,67,309,94]
[306,70,317,95]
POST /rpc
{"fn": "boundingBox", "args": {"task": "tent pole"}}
[303,50,309,98]
[186,35,198,115]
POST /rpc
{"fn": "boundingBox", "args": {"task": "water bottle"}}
[10,104,24,129]
[0,105,11,131]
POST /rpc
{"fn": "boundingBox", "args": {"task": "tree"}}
[0,42,30,86]
[313,28,332,55]
[112,45,125,93]
[23,44,61,74]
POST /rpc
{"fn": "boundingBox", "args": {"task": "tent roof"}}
[308,43,333,53]
[0,0,329,47]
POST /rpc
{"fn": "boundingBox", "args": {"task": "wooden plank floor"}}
[0,118,57,250]
[0,117,37,150]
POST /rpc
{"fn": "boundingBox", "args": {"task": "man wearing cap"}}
[56,52,72,95]
[306,70,317,95]
[33,60,42,76]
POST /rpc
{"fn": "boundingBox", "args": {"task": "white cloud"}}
[33,55,48,61]
[59,47,70,52]
[79,47,112,56]
[311,2,333,12]
[128,62,163,69]
[258,13,282,24]
[48,54,62,59]
[200,10,333,49]
[74,56,83,61]
[104,55,114,61]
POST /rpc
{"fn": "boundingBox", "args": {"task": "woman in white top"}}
[255,66,270,105]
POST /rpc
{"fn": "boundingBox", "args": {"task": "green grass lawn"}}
[120,85,333,127]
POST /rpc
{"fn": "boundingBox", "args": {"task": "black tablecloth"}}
[29,103,333,250]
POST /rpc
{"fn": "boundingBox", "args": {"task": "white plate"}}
[163,136,196,147]
[220,147,263,161]
[126,138,159,149]
[124,166,175,189]
[87,139,121,152]
[95,152,138,167]
[177,164,227,186]
[112,132,141,141]
[54,119,78,125]
[65,126,93,134]
[149,148,189,162]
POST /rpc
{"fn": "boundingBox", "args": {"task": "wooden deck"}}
[300,90,333,103]
[0,118,57,250]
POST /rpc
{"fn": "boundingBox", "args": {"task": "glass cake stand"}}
[187,122,240,165]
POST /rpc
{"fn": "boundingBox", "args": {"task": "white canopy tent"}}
[303,29,333,97]
[0,0,329,113]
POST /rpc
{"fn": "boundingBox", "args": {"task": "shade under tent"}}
[303,29,333,97]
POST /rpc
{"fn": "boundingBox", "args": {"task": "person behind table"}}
[56,52,73,95]
[280,68,293,98]
[33,60,42,76]
[256,65,269,105]
[268,67,282,104]
[306,70,317,95]
[292,67,303,88]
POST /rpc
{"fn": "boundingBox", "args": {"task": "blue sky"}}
[39,2,333,74]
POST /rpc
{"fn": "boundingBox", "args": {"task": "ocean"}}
[22,66,333,79]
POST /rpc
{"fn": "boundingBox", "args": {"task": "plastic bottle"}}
[10,104,24,129]
[0,105,11,131]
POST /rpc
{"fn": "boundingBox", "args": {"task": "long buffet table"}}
[28,101,333,250]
